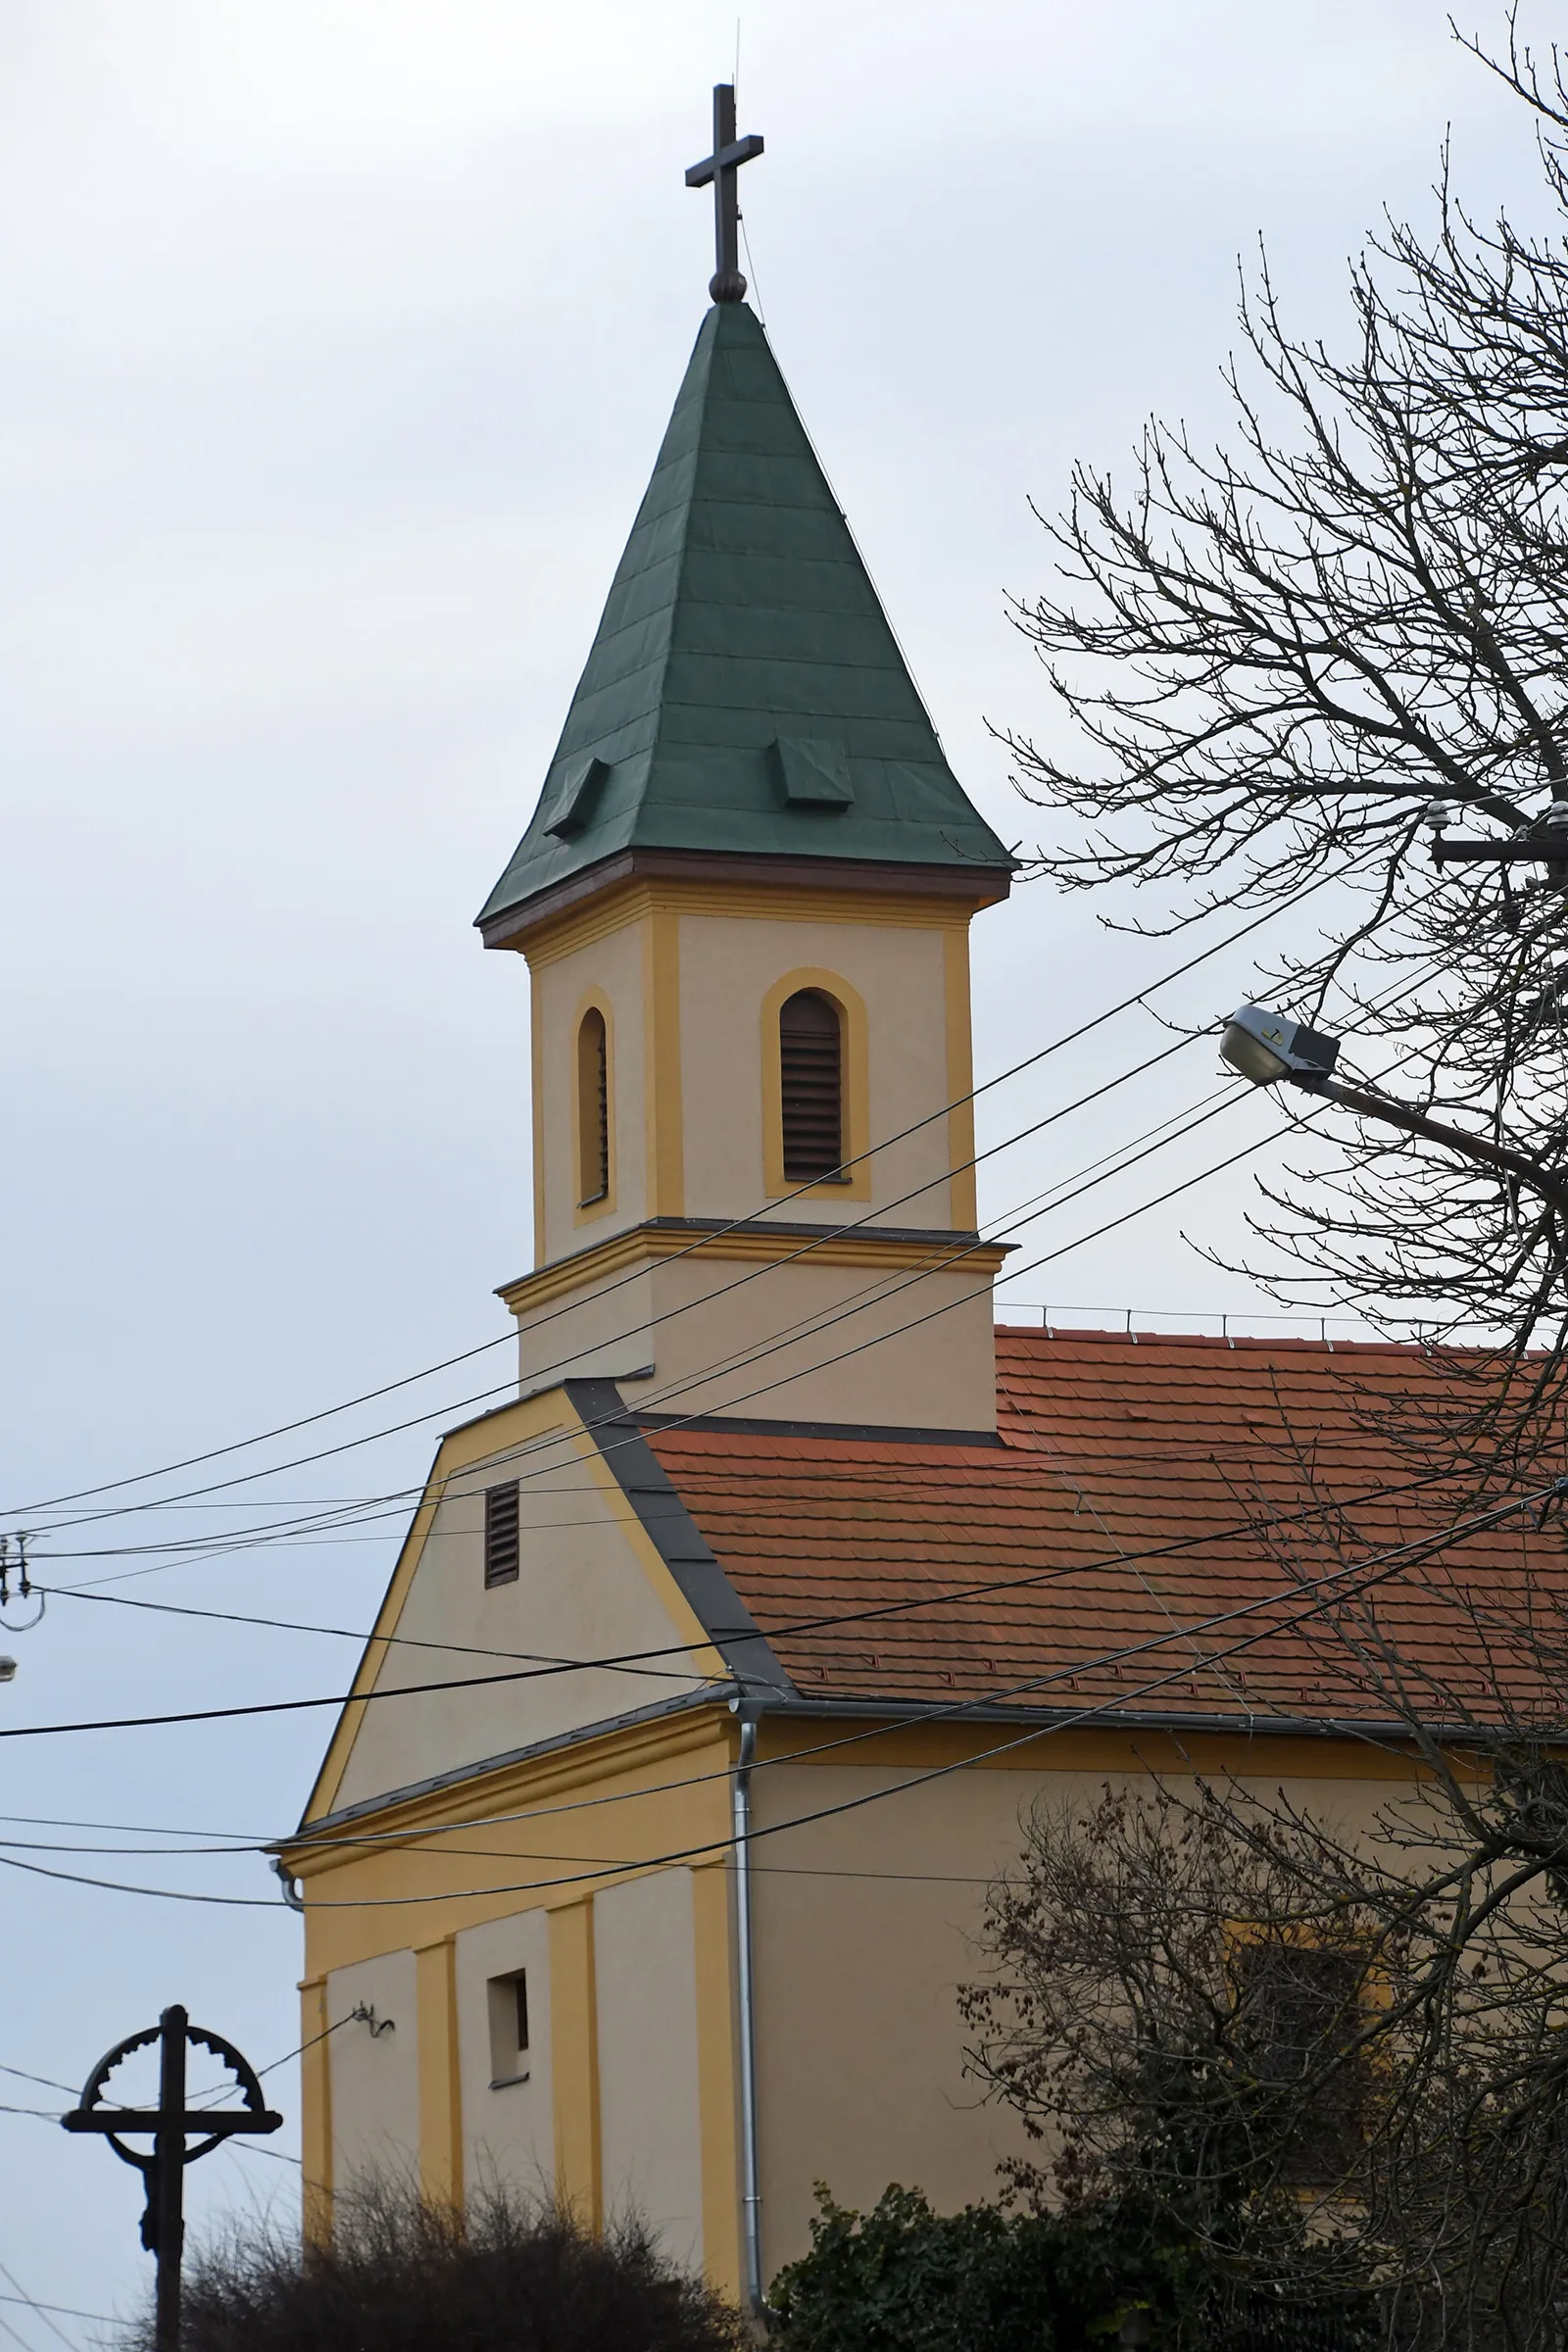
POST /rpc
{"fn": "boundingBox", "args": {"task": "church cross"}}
[685,83,763,305]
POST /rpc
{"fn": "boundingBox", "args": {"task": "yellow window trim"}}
[760,966,870,1201]
[570,989,616,1227]
[529,975,547,1270]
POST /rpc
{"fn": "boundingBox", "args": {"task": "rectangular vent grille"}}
[484,1481,520,1587]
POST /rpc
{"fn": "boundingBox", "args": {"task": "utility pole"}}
[63,2005,282,2352]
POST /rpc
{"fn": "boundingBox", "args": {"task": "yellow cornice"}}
[759,1714,1442,1785]
[288,1701,1436,1887]
[521,878,975,969]
[284,1701,737,1875]
[497,1222,1011,1318]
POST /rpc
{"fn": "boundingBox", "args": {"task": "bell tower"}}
[477,111,1014,1431]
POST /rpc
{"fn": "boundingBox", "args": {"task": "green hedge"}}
[767,2185,1175,2352]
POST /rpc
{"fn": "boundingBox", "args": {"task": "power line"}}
[0,2064,76,2099]
[0,2296,111,2329]
[34,1068,1248,1571]
[7,859,1373,1526]
[24,1026,1214,1549]
[0,1475,1547,1909]
[4,1428,1463,1751]
[71,956,1417,1574]
[48,1049,1351,1588]
[25,904,1429,1573]
[0,2263,83,2352]
[0,2312,52,2352]
[288,1474,1568,1907]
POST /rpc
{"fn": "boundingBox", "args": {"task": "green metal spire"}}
[476,303,1014,937]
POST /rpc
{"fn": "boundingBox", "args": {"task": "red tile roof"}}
[639,1329,1567,1729]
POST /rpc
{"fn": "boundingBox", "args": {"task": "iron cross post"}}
[63,2004,283,2352]
[685,82,763,303]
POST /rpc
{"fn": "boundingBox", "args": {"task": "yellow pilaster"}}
[299,1975,333,2242]
[549,1898,602,2227]
[416,1936,463,2206]
[529,970,547,1265]
[691,1861,745,2299]
[944,922,978,1230]
[643,906,684,1216]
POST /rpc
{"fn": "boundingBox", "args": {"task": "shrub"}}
[128,2179,748,2352]
[766,2182,1177,2352]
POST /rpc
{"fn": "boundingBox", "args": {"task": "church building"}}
[280,92,1546,2313]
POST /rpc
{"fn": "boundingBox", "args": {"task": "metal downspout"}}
[732,1702,763,2311]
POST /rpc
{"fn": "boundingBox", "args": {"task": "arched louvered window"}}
[779,989,845,1182]
[576,1007,610,1206]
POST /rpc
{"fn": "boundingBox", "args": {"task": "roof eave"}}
[477,844,1014,951]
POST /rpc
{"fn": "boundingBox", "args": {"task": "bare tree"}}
[1008,11,1568,1426]
[957,1465,1568,2352]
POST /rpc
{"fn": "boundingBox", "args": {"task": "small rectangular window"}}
[1233,1940,1366,2185]
[486,1968,529,2088]
[484,1482,519,1587]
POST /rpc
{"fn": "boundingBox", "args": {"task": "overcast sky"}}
[0,1,1549,2330]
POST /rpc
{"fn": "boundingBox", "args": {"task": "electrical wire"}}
[0,2264,81,2352]
[0,2298,111,2331]
[6,858,1375,1526]
[0,2064,76,2099]
[49,945,1428,1579]
[14,1261,1486,1761]
[0,1472,1546,1909]
[24,892,1428,1574]
[32,1066,1248,1571]
[24,1025,1214,1549]
[0,1429,1460,1865]
[0,2312,50,2352]
[0,1461,1498,1828]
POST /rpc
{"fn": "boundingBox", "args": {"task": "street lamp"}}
[1220,1003,1341,1090]
[1219,1000,1568,1217]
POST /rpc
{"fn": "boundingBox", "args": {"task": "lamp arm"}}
[1296,1074,1568,1218]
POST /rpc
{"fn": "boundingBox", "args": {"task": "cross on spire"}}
[685,83,763,305]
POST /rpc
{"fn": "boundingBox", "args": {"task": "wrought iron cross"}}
[64,2005,282,2352]
[685,83,763,304]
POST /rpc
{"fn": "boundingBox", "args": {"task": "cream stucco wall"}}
[674,912,955,1228]
[509,1248,1003,1430]
[595,1868,707,2269]
[325,1948,420,2195]
[517,886,983,1276]
[457,1907,556,2202]
[529,918,650,1265]
[498,874,998,1428]
[329,1410,720,1817]
[746,1740,1425,2280]
[298,1681,1441,2311]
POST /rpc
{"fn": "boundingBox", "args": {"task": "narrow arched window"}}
[576,1007,609,1206]
[779,989,844,1181]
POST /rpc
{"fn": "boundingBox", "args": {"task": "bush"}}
[766,2182,1176,2352]
[131,2180,749,2352]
